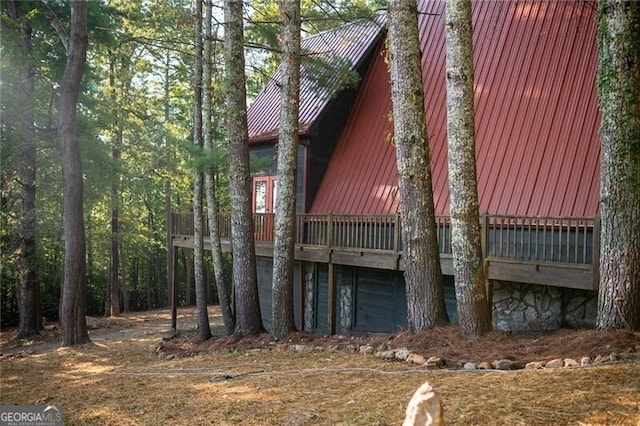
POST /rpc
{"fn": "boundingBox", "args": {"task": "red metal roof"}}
[247,14,385,143]
[310,0,600,217]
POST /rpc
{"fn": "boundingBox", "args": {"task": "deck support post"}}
[328,261,337,335]
[169,245,178,332]
[480,214,492,302]
[592,216,600,291]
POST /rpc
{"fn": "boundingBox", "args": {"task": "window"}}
[252,175,277,213]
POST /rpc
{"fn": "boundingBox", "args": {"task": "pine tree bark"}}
[596,0,640,331]
[224,0,264,337]
[193,0,212,341]
[388,0,448,332]
[445,0,491,337]
[203,0,235,335]
[58,0,90,346]
[9,1,40,339]
[270,0,301,340]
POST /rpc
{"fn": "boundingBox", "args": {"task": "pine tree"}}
[445,0,491,336]
[387,0,448,331]
[596,0,640,331]
[224,0,264,337]
[271,0,301,340]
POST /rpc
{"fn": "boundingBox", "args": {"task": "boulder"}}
[395,348,411,361]
[407,353,427,365]
[376,350,397,361]
[359,344,374,355]
[564,358,579,367]
[492,359,515,370]
[403,382,444,426]
[424,356,445,370]
[524,361,545,370]
[478,361,493,370]
[544,358,564,369]
[580,357,591,367]
[463,362,478,370]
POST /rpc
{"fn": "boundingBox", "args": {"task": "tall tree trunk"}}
[12,2,40,339]
[146,255,153,310]
[120,237,129,313]
[108,52,121,317]
[445,0,491,337]
[596,0,640,331]
[58,0,90,346]
[271,0,301,340]
[193,0,212,341]
[203,0,235,335]
[164,50,173,312]
[387,0,448,332]
[224,0,264,337]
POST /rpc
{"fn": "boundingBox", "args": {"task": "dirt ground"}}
[1,307,639,425]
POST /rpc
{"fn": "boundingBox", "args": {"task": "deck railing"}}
[171,212,597,266]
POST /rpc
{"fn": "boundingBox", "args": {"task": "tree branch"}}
[37,0,69,54]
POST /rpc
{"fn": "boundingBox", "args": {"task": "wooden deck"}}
[170,212,599,291]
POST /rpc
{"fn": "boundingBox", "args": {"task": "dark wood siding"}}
[256,256,303,331]
[314,263,329,334]
[353,268,407,333]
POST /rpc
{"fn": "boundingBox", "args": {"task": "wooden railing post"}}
[592,216,600,291]
[480,214,491,302]
[480,214,489,259]
[393,213,401,254]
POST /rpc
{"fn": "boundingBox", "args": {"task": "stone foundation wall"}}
[339,280,353,334]
[303,268,315,332]
[492,281,597,332]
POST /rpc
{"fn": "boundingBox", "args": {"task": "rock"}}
[463,362,477,370]
[345,344,358,352]
[407,354,427,365]
[289,344,307,352]
[395,348,411,361]
[524,307,538,321]
[593,354,608,364]
[524,292,536,307]
[524,361,545,370]
[403,382,444,426]
[580,356,591,366]
[375,350,396,361]
[478,361,493,370]
[359,344,374,355]
[425,357,445,370]
[492,359,515,370]
[544,358,564,369]
[564,358,578,367]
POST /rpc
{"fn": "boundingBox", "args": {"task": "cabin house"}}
[170,0,601,334]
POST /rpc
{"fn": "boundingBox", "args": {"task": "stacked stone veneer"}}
[492,281,597,332]
[303,270,315,332]
[339,281,353,334]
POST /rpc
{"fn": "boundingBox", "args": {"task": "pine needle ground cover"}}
[1,308,639,425]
